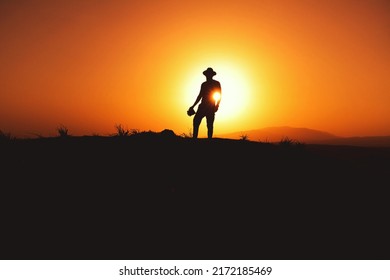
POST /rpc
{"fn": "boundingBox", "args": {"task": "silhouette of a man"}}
[188,67,222,139]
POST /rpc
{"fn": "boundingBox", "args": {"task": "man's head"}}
[203,67,216,79]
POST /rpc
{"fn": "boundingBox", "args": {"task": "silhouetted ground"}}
[1,131,389,260]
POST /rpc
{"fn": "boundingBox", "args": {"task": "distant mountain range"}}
[216,126,390,147]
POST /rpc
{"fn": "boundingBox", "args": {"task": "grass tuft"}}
[0,130,14,142]
[180,128,193,138]
[279,136,295,146]
[57,124,70,137]
[114,124,141,137]
[279,137,306,149]
[239,134,249,141]
[114,124,130,136]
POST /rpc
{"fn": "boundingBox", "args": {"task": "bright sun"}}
[213,91,221,102]
[183,63,251,122]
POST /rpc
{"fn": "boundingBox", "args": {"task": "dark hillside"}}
[1,132,389,260]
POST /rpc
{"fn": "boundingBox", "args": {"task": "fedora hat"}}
[203,67,216,77]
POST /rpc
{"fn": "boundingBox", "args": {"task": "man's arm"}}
[190,84,203,108]
[190,94,201,108]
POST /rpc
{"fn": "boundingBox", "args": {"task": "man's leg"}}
[206,114,215,139]
[193,114,202,139]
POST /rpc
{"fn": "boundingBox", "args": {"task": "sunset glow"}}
[1,0,389,138]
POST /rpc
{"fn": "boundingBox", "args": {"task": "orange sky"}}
[1,0,389,138]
